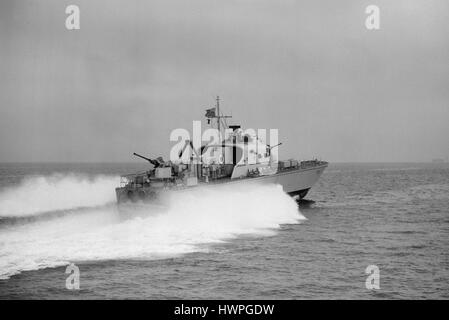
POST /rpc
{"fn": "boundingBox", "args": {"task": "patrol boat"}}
[115,97,328,204]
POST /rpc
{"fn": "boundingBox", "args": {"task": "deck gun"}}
[133,152,163,168]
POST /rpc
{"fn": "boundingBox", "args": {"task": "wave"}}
[0,183,303,279]
[0,174,119,217]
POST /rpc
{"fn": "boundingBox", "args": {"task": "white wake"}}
[0,174,119,217]
[0,179,304,279]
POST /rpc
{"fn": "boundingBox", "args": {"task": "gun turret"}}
[133,152,161,167]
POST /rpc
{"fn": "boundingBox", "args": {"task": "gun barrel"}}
[269,143,282,150]
[133,152,153,163]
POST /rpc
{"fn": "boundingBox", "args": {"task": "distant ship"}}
[115,97,328,203]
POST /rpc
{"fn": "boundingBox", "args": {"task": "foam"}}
[0,174,118,217]
[0,180,304,279]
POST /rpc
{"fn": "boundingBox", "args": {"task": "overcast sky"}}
[0,0,448,162]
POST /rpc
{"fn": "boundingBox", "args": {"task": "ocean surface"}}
[0,162,448,299]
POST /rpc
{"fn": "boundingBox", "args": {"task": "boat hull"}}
[217,164,327,198]
[116,163,327,203]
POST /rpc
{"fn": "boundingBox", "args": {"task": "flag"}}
[205,108,216,118]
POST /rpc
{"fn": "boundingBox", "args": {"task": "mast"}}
[203,97,234,166]
[210,95,231,136]
[205,96,232,142]
[216,96,220,134]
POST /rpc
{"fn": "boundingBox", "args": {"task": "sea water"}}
[0,162,448,299]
